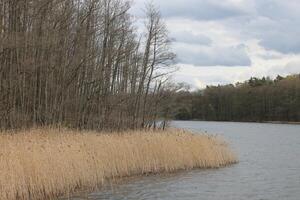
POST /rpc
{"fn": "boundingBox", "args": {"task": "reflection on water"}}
[66,121,300,200]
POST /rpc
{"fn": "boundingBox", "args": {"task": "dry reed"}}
[0,128,238,200]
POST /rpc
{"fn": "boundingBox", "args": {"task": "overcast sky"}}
[131,0,300,89]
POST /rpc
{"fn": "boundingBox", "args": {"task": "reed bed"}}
[0,128,237,200]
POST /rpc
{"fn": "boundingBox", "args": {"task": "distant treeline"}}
[173,74,300,122]
[0,0,175,130]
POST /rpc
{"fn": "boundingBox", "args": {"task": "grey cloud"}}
[171,31,212,46]
[164,0,300,54]
[175,44,252,67]
[246,18,300,54]
[160,1,244,20]
[257,1,300,53]
[255,0,300,21]
[133,0,300,56]
[132,0,246,20]
[259,32,300,54]
[240,0,300,54]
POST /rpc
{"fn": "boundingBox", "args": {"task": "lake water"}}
[68,121,300,200]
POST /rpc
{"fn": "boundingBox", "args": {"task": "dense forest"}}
[0,0,176,130]
[173,74,300,122]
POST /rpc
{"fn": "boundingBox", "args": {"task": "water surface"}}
[68,121,300,200]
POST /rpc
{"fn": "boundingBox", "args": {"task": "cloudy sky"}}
[131,0,300,89]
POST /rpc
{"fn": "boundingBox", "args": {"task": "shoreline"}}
[174,120,300,125]
[262,121,300,125]
[0,128,237,200]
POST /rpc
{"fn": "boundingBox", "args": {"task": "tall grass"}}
[0,128,237,200]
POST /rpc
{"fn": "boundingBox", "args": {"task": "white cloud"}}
[174,54,300,89]
[131,0,300,88]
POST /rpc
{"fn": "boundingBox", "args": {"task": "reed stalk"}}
[0,128,238,200]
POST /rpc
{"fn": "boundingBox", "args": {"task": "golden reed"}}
[0,128,237,200]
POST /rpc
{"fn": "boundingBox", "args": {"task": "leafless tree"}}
[0,0,176,130]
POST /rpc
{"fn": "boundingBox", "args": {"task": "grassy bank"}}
[0,128,237,200]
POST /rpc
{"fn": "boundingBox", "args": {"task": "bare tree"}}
[0,0,176,131]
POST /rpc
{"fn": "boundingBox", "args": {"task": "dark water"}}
[68,121,300,200]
